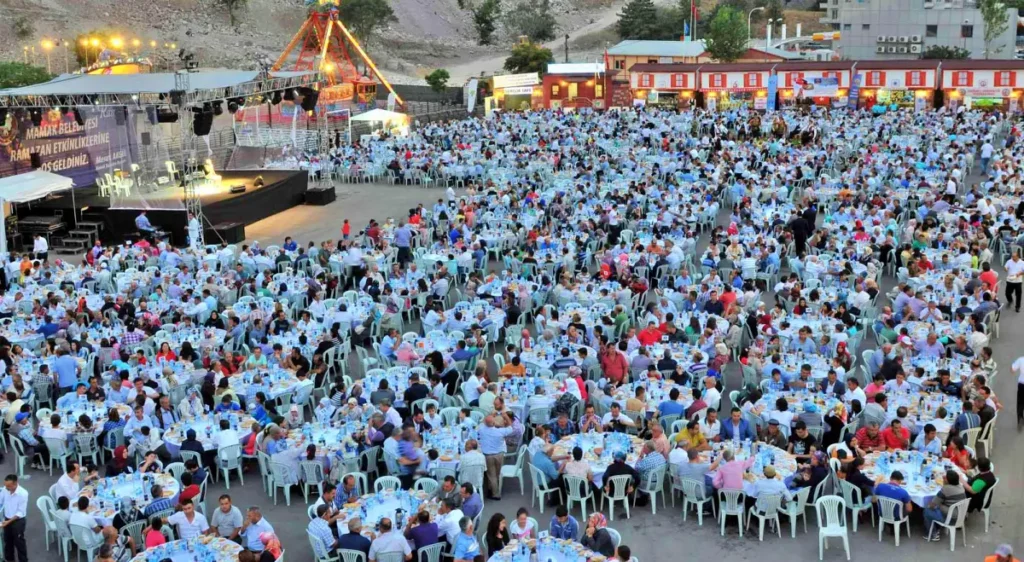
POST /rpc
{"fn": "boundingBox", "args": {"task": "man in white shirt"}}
[435,498,464,545]
[167,501,210,540]
[69,496,110,543]
[699,409,721,441]
[32,234,48,261]
[601,403,636,431]
[980,140,994,174]
[1012,354,1024,427]
[55,462,95,502]
[0,474,28,562]
[845,379,867,411]
[1006,252,1024,313]
[702,377,722,411]
[214,419,240,450]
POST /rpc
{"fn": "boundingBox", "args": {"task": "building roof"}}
[607,40,708,58]
[939,59,1024,70]
[853,60,940,70]
[628,63,703,73]
[701,63,778,72]
[0,70,314,97]
[773,61,856,71]
[747,45,805,61]
[547,63,605,75]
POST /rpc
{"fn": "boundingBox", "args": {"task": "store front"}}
[940,62,1024,113]
[699,65,774,111]
[543,63,609,109]
[854,61,938,111]
[491,72,541,110]
[628,63,699,110]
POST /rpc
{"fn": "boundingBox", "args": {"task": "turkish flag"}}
[692,0,698,21]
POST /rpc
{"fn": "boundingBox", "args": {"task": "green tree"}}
[473,0,501,45]
[218,0,249,27]
[703,5,748,62]
[979,0,1010,59]
[920,45,971,59]
[617,0,659,39]
[337,0,398,44]
[12,17,34,41]
[504,0,557,42]
[425,68,450,95]
[503,41,553,74]
[765,0,784,25]
[0,62,51,89]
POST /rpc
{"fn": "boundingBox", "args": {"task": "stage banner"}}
[766,74,778,111]
[0,107,135,187]
[848,74,861,109]
[466,79,479,115]
[796,76,839,98]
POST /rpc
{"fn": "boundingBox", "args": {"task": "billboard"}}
[0,107,136,187]
[796,76,840,98]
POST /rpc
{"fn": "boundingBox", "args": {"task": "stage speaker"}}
[114,107,126,125]
[0,108,7,125]
[156,108,179,123]
[283,88,296,101]
[192,111,214,136]
[30,153,42,169]
[73,108,85,126]
[204,221,245,244]
[212,101,223,116]
[30,109,42,127]
[145,106,158,125]
[305,186,336,205]
[141,132,152,146]
[169,90,185,106]
[299,88,319,112]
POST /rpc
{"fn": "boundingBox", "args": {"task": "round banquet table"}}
[78,472,180,526]
[131,536,241,562]
[552,432,644,487]
[860,450,966,507]
[703,443,799,498]
[162,413,255,455]
[488,537,600,562]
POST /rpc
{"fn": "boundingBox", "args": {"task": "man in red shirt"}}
[636,321,662,346]
[599,342,629,386]
[880,419,910,451]
[852,422,885,456]
[980,262,999,293]
[719,286,738,314]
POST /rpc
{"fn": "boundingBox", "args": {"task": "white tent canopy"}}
[0,171,75,253]
[351,108,406,123]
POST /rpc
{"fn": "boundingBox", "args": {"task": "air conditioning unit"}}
[887,35,898,42]
[910,44,922,53]
[911,34,922,42]
[898,46,909,53]
[877,45,887,53]
[923,0,934,7]
[899,36,910,43]
[888,46,898,53]
[877,35,888,42]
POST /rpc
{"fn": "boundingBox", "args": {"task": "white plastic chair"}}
[375,475,401,493]
[634,465,667,514]
[217,444,244,489]
[718,489,746,537]
[69,523,104,562]
[815,496,850,560]
[778,486,812,537]
[746,493,783,541]
[528,463,561,513]
[563,474,596,523]
[927,498,970,552]
[300,460,326,503]
[602,474,633,521]
[269,461,293,506]
[500,446,527,496]
[980,477,999,533]
[681,478,715,526]
[839,479,874,532]
[875,496,910,546]
[414,478,439,495]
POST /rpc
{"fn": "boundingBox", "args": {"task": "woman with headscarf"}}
[105,445,132,477]
[314,397,336,424]
[283,405,303,429]
[179,387,205,419]
[258,533,283,562]
[580,513,615,557]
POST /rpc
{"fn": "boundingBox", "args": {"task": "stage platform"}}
[17,170,308,248]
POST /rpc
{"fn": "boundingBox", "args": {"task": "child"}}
[342,219,351,240]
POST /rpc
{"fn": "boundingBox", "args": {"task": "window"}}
[567,82,578,98]
[613,60,624,70]
[595,83,604,98]
[862,23,870,30]
[961,24,973,38]
[831,9,838,18]
[926,24,938,38]
[648,58,658,64]
[843,23,851,30]
[551,84,560,96]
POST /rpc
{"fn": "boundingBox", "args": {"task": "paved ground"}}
[13,180,1024,562]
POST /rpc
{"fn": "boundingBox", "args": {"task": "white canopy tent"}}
[0,171,75,254]
[351,108,407,124]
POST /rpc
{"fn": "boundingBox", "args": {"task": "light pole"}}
[766,18,782,50]
[748,6,765,43]
[40,40,53,73]
[62,40,70,73]
[22,46,28,65]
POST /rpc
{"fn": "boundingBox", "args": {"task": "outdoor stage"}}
[19,170,308,247]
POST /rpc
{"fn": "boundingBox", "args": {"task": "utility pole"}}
[564,33,569,63]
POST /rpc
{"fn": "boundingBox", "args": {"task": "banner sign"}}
[848,73,861,109]
[466,79,479,114]
[796,76,840,98]
[766,74,778,111]
[956,87,1012,98]
[0,107,135,187]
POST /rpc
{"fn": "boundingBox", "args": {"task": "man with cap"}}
[13,411,47,473]
[602,450,639,505]
[750,465,792,511]
[758,419,789,449]
[986,544,1019,562]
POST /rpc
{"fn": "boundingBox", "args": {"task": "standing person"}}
[1007,252,1024,313]
[32,235,47,262]
[478,412,514,500]
[188,213,202,252]
[394,222,413,266]
[1013,353,1024,429]
[0,474,27,562]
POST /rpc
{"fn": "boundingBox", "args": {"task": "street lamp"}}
[40,39,53,73]
[22,46,28,65]
[766,18,782,49]
[748,6,765,42]
[62,40,70,73]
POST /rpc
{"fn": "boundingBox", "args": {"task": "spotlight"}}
[30,109,42,127]
[271,91,282,105]
[282,89,295,101]
[212,100,223,116]
[227,101,239,114]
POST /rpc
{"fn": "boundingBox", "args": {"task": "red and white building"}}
[773,61,854,107]
[852,60,939,109]
[698,63,775,110]
[940,60,1024,112]
[628,63,699,109]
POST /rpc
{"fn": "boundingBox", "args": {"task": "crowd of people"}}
[0,103,1020,562]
